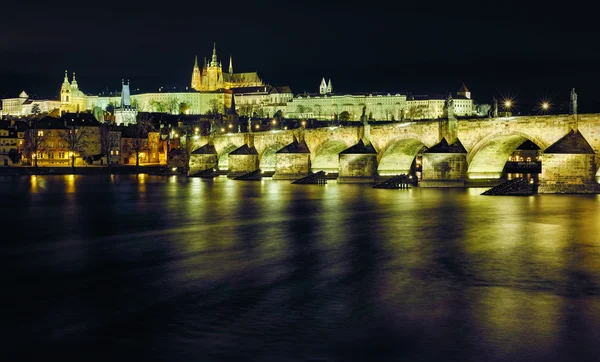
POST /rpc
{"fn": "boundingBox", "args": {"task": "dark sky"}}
[2,0,599,112]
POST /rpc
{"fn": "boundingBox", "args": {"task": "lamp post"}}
[503,100,512,116]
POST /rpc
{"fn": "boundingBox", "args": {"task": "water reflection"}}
[1,176,600,361]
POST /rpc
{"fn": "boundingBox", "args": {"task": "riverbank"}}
[0,165,183,176]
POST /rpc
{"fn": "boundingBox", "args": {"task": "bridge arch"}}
[467,131,548,179]
[312,140,348,172]
[259,143,286,172]
[377,138,427,176]
[217,144,239,171]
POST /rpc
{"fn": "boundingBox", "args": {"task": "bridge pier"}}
[338,140,378,183]
[420,138,468,187]
[273,139,311,180]
[227,144,259,178]
[538,130,597,193]
[188,143,218,176]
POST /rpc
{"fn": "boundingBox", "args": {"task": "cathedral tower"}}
[60,70,71,104]
[191,55,201,91]
[319,77,327,95]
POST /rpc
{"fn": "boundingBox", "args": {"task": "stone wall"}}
[538,154,597,193]
[338,154,377,183]
[273,154,311,180]
[421,153,467,187]
[188,154,217,175]
[228,154,258,177]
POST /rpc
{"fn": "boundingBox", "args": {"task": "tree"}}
[100,123,119,166]
[405,105,426,120]
[273,110,284,122]
[166,96,180,114]
[339,111,351,121]
[31,104,41,115]
[238,104,252,117]
[106,102,115,114]
[131,98,141,111]
[151,100,166,113]
[313,104,322,119]
[60,123,91,168]
[124,123,149,167]
[179,102,191,115]
[23,119,49,167]
[296,105,306,117]
[207,99,221,115]
[8,148,21,164]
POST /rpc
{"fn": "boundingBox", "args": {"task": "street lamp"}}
[542,102,550,110]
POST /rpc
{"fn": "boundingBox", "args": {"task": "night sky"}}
[2,0,600,112]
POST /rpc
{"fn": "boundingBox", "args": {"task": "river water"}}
[2,175,600,361]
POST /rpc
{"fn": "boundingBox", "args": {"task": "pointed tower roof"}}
[63,70,69,84]
[211,42,218,66]
[71,72,78,89]
[458,83,469,93]
[120,79,131,107]
[203,56,207,68]
[194,55,199,68]
[229,55,233,74]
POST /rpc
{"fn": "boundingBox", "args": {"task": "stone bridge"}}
[188,114,600,193]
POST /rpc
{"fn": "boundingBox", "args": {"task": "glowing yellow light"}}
[301,121,306,126]
[542,102,549,110]
[271,119,276,125]
[255,125,260,129]
[194,127,199,133]
[228,124,233,129]
[221,128,225,132]
[504,100,512,108]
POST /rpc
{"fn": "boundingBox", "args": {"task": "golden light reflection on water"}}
[65,174,75,193]
[30,175,39,193]
[471,287,561,356]
[137,173,146,194]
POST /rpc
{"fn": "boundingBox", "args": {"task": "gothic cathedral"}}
[191,43,263,91]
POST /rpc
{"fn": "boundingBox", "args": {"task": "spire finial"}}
[63,70,69,82]
[211,42,218,66]
[194,55,198,67]
[229,55,233,74]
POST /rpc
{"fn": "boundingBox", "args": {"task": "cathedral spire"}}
[211,42,218,66]
[63,70,69,83]
[194,55,198,68]
[229,55,233,74]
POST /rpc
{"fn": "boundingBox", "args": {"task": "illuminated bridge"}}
[188,114,600,193]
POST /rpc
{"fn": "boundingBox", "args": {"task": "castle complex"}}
[191,43,263,91]
[0,44,476,120]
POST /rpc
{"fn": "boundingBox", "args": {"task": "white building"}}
[233,85,293,117]
[1,91,61,117]
[284,79,406,120]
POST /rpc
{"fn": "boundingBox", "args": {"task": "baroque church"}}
[60,71,87,113]
[191,43,263,91]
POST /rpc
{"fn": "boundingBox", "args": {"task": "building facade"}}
[191,43,263,91]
